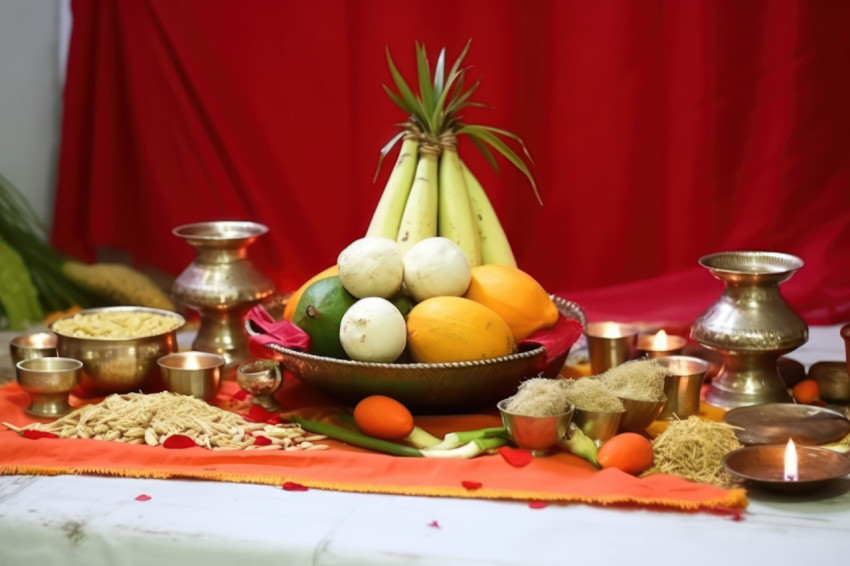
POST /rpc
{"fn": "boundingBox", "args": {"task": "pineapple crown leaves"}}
[379,40,541,205]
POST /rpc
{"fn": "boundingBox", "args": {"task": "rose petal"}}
[253,436,272,446]
[162,434,197,449]
[134,494,152,502]
[528,501,548,509]
[497,446,533,467]
[248,404,277,423]
[461,481,482,490]
[22,430,58,440]
[282,482,308,491]
[427,520,441,528]
[231,389,249,401]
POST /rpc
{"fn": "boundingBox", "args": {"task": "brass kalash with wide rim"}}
[690,251,808,409]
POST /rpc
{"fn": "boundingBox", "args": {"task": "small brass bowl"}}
[497,398,575,456]
[16,357,82,418]
[158,352,225,402]
[618,397,667,433]
[654,356,710,420]
[51,306,185,395]
[237,359,283,411]
[10,332,58,365]
[724,445,850,494]
[573,407,625,444]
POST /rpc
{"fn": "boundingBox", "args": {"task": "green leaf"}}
[373,130,407,181]
[433,48,446,100]
[457,125,541,205]
[469,124,535,164]
[468,134,501,174]
[416,42,435,120]
[447,39,473,84]
[445,79,480,117]
[383,84,415,116]
[430,66,465,135]
[386,48,427,126]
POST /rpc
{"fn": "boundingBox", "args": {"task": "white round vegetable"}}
[337,237,404,299]
[339,297,407,362]
[402,237,472,303]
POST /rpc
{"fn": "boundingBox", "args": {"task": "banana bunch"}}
[366,135,516,268]
[370,41,539,269]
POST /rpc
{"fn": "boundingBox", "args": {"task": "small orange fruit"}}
[596,433,654,475]
[792,379,820,405]
[353,395,415,440]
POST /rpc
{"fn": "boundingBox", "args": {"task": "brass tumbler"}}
[16,357,81,418]
[654,355,710,420]
[585,322,637,375]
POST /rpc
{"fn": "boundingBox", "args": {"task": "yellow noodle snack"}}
[52,310,182,339]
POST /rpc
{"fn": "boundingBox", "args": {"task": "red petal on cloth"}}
[246,404,278,424]
[529,501,548,509]
[253,436,272,446]
[162,435,197,449]
[498,446,534,468]
[134,494,152,502]
[282,482,308,491]
[231,389,249,401]
[22,430,58,440]
[461,480,483,490]
[427,520,441,528]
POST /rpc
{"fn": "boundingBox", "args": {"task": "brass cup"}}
[585,322,637,375]
[572,407,625,445]
[10,332,58,366]
[236,359,283,411]
[497,399,575,456]
[158,352,225,402]
[618,397,667,433]
[16,357,82,418]
[635,334,687,359]
[654,356,710,420]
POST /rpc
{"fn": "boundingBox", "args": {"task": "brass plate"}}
[724,445,850,494]
[723,403,850,446]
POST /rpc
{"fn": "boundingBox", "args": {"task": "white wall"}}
[0,0,64,226]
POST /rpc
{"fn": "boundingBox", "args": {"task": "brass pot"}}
[172,221,275,374]
[690,251,808,409]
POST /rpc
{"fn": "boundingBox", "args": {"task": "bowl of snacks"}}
[50,306,185,395]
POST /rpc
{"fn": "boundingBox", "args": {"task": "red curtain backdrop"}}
[54,0,850,325]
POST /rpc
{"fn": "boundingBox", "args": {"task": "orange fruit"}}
[463,264,559,341]
[353,395,414,440]
[596,433,654,475]
[282,265,338,321]
[792,379,820,404]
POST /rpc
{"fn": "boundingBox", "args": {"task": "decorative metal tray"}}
[253,294,585,413]
[723,403,850,446]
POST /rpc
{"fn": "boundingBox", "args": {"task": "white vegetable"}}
[402,237,471,302]
[337,237,404,299]
[339,297,407,362]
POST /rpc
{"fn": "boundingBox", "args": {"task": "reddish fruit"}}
[353,395,414,440]
[792,379,820,404]
[596,433,654,475]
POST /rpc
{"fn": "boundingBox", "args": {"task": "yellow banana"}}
[367,138,419,239]
[460,160,517,267]
[396,149,438,255]
[438,148,481,266]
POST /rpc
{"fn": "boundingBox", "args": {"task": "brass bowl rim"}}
[496,397,576,419]
[723,444,850,485]
[16,357,83,372]
[157,351,226,370]
[698,250,804,275]
[49,306,186,341]
[172,220,269,240]
[10,331,58,348]
[265,342,546,370]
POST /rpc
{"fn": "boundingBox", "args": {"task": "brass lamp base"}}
[704,352,792,409]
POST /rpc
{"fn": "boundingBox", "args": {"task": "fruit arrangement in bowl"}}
[251,235,583,412]
[249,42,584,411]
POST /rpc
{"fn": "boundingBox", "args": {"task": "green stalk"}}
[289,415,423,457]
[425,427,507,451]
[420,436,508,459]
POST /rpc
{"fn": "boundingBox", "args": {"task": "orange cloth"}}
[0,379,746,513]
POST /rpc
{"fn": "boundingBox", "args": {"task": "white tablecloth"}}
[1,326,848,566]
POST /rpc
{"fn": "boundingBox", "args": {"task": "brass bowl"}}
[254,295,585,412]
[572,407,625,444]
[50,306,185,395]
[10,332,58,365]
[16,357,81,417]
[618,397,667,433]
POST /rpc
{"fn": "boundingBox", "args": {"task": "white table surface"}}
[1,325,848,566]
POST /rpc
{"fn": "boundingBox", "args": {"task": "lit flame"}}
[784,439,798,481]
[602,323,622,339]
[652,330,669,350]
[182,355,202,370]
